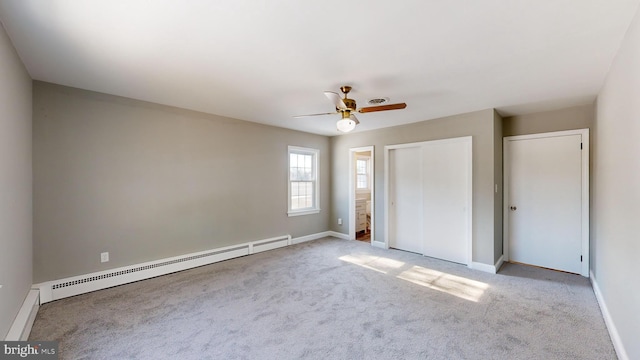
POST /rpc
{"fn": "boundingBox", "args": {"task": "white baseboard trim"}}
[590,271,629,360]
[371,241,386,249]
[291,231,331,244]
[290,231,349,244]
[495,255,505,273]
[34,234,292,304]
[470,255,504,274]
[5,289,39,341]
[327,231,350,240]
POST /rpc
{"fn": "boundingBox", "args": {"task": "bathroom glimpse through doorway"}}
[349,146,374,243]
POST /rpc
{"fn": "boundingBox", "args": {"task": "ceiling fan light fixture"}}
[296,86,406,131]
[336,118,357,133]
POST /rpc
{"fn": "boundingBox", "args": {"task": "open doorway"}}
[349,146,374,243]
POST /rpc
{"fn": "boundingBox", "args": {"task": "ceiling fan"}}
[294,86,407,132]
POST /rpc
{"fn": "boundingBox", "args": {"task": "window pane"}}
[290,153,316,182]
[292,183,299,210]
[288,147,319,214]
[299,154,306,173]
[356,158,369,189]
[357,174,367,189]
[291,181,314,210]
[301,182,307,208]
[293,196,300,210]
[307,182,314,207]
[357,159,367,174]
[304,155,311,169]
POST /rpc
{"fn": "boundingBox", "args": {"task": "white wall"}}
[0,22,32,338]
[593,4,640,359]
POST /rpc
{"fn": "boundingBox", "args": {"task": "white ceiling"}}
[1,1,639,136]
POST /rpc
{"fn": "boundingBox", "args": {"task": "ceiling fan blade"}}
[358,103,407,113]
[324,91,347,110]
[292,112,336,118]
[349,114,360,124]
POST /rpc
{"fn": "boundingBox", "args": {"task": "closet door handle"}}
[510,206,517,211]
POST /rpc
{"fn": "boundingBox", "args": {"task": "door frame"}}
[503,129,589,277]
[349,146,374,242]
[384,137,473,266]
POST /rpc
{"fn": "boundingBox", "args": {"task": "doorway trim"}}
[349,146,374,242]
[503,128,589,277]
[384,136,473,266]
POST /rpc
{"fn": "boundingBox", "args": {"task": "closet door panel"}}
[422,139,470,265]
[388,146,423,254]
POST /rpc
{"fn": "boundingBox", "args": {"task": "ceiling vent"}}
[368,97,389,105]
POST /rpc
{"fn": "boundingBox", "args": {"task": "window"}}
[288,146,320,216]
[356,156,370,191]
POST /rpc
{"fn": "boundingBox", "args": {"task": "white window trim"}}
[287,146,320,216]
[355,155,371,194]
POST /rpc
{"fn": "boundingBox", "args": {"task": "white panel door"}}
[422,139,470,264]
[507,134,583,274]
[389,146,423,254]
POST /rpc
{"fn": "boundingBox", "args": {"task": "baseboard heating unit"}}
[35,235,291,304]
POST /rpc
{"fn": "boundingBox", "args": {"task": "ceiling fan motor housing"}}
[340,98,357,111]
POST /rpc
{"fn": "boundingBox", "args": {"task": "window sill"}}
[288,209,320,217]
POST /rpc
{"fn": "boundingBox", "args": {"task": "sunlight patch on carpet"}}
[338,254,405,274]
[339,254,487,302]
[397,266,488,302]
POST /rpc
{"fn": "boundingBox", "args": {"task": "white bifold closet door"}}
[389,146,423,254]
[421,139,471,264]
[388,137,472,265]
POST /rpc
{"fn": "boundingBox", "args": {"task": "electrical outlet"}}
[101,252,109,263]
[338,218,342,225]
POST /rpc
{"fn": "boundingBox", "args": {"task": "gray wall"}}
[503,104,595,264]
[330,109,501,266]
[502,104,594,137]
[0,23,32,338]
[33,82,330,283]
[593,4,640,359]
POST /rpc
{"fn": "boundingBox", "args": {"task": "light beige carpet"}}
[29,237,616,359]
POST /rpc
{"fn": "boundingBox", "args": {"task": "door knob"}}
[510,206,517,211]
